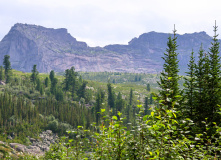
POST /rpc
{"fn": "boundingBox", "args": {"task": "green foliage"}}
[47,120,59,133]
[95,89,105,125]
[207,22,221,123]
[30,65,39,85]
[107,82,115,110]
[43,101,221,159]
[4,24,221,160]
[184,50,196,118]
[0,66,4,81]
[49,70,55,82]
[157,27,181,110]
[44,77,50,88]
[147,83,150,92]
[3,55,12,83]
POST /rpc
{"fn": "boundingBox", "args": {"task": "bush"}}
[47,120,58,133]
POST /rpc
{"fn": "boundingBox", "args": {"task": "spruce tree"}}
[36,78,41,91]
[107,82,115,109]
[144,97,150,115]
[69,67,78,100]
[184,51,196,118]
[3,55,12,83]
[78,81,87,99]
[194,45,210,123]
[115,92,125,112]
[45,77,49,88]
[50,78,58,95]
[49,70,55,82]
[63,69,70,92]
[95,89,104,125]
[129,88,133,106]
[157,26,180,109]
[207,21,221,122]
[30,65,39,85]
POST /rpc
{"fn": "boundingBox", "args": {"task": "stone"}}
[7,130,58,156]
[0,81,6,85]
[0,23,215,74]
[10,143,26,152]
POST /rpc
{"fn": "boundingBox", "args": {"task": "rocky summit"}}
[0,23,217,74]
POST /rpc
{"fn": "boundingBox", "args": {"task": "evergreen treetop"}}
[158,25,180,109]
[207,21,221,122]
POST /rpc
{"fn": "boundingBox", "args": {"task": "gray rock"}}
[8,130,58,156]
[0,81,6,85]
[0,23,218,75]
[10,143,26,152]
[29,138,36,143]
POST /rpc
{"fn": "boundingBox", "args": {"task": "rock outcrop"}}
[9,130,58,156]
[0,23,218,74]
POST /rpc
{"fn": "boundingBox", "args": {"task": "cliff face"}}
[0,23,217,74]
[105,31,214,74]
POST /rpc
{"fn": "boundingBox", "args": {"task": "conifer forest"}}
[2,24,221,159]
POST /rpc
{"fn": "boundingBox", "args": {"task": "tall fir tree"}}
[184,50,196,118]
[95,89,105,125]
[115,92,125,113]
[129,88,133,106]
[3,55,12,83]
[107,82,115,110]
[49,70,55,82]
[207,21,221,122]
[194,45,210,123]
[45,77,50,88]
[144,97,150,115]
[30,65,39,85]
[157,25,180,109]
[69,67,78,100]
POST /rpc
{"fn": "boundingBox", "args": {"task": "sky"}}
[0,0,220,47]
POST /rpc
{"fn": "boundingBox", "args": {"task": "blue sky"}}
[0,0,220,46]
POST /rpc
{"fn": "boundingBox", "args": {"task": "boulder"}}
[10,143,26,152]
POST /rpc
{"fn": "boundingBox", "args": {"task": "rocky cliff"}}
[0,23,217,74]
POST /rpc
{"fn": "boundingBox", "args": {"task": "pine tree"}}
[78,81,87,99]
[30,65,39,85]
[63,69,70,92]
[157,25,180,109]
[184,50,196,118]
[207,21,221,122]
[40,85,44,95]
[107,82,115,109]
[49,70,55,82]
[144,97,150,115]
[129,88,133,106]
[95,89,104,125]
[3,55,12,83]
[36,78,41,91]
[115,92,125,112]
[45,77,49,88]
[194,45,210,123]
[69,67,78,100]
[50,78,58,95]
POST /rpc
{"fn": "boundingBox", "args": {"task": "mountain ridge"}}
[0,23,217,74]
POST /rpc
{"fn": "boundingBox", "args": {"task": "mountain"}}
[0,23,216,74]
